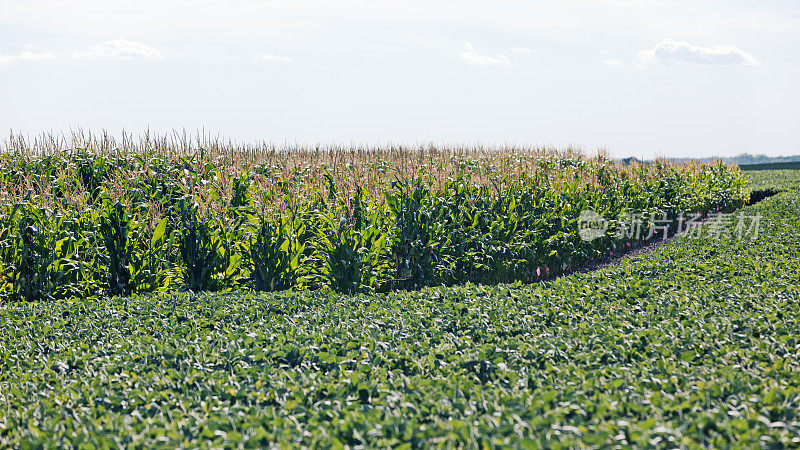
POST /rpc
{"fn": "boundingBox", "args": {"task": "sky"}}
[1,0,798,158]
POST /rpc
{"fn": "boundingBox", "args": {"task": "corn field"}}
[0,130,749,301]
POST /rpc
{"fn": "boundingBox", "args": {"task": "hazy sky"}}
[1,0,798,158]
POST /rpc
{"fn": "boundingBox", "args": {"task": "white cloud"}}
[0,48,54,68]
[636,39,760,66]
[259,53,292,62]
[511,47,533,55]
[73,39,163,60]
[459,41,511,66]
[602,59,624,67]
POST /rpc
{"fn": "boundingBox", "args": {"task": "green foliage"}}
[8,203,57,302]
[0,170,798,447]
[98,200,133,297]
[311,188,390,294]
[0,150,752,300]
[229,173,252,210]
[385,180,443,289]
[244,214,304,292]
[177,200,227,293]
[74,150,110,202]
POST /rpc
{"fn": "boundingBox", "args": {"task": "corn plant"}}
[384,180,446,290]
[98,200,133,297]
[73,149,110,203]
[311,186,390,294]
[8,204,56,301]
[244,213,304,292]
[177,200,226,292]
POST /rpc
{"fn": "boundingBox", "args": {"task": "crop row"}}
[0,150,748,301]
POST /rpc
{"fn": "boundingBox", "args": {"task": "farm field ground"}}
[1,169,799,448]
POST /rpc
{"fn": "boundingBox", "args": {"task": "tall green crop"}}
[177,200,226,292]
[244,214,304,292]
[0,148,752,301]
